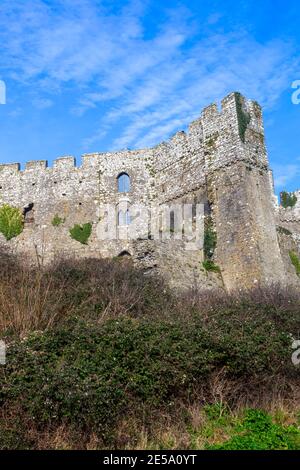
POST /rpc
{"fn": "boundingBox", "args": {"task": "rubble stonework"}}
[0,92,299,290]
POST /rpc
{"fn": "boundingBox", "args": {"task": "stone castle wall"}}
[0,92,299,290]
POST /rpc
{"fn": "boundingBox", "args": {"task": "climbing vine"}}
[234,92,251,143]
[202,216,220,273]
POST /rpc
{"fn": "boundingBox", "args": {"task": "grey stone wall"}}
[0,92,299,290]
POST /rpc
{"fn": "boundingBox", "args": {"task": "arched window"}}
[118,210,125,226]
[118,250,132,258]
[170,210,175,233]
[125,209,131,225]
[118,209,131,226]
[117,173,130,193]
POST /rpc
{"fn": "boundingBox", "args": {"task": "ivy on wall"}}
[234,92,251,143]
[0,204,24,241]
[203,216,217,260]
[69,223,92,245]
[289,251,300,277]
[202,216,220,273]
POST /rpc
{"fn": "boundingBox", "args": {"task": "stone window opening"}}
[118,250,132,258]
[117,173,131,193]
[170,210,175,234]
[118,209,131,226]
[24,203,34,224]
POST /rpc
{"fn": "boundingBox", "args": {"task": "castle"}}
[0,92,299,291]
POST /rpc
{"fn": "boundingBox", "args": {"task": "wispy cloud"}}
[0,0,299,151]
[273,163,300,188]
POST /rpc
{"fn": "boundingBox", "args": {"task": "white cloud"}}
[273,164,300,188]
[0,0,299,151]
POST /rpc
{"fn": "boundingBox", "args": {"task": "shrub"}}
[0,253,300,448]
[69,223,92,244]
[1,296,299,441]
[280,191,297,209]
[0,204,24,240]
[52,214,65,227]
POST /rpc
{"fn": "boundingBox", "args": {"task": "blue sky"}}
[0,0,299,192]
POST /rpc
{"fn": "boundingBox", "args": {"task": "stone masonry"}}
[0,92,299,290]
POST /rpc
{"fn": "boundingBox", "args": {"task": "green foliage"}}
[51,214,65,227]
[234,92,251,143]
[69,223,92,245]
[0,255,299,449]
[203,216,217,260]
[280,191,297,209]
[289,251,300,277]
[202,259,220,273]
[1,301,298,442]
[0,421,32,450]
[0,204,24,241]
[208,409,300,450]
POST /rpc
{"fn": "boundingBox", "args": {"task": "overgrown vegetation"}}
[69,222,92,244]
[280,191,298,209]
[289,251,300,277]
[206,407,300,450]
[0,204,24,241]
[0,253,299,449]
[234,92,251,143]
[203,216,217,259]
[51,214,65,227]
[202,259,221,273]
[202,216,220,273]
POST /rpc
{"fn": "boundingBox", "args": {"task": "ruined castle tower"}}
[0,92,299,290]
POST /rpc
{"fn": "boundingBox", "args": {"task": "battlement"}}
[0,92,267,179]
[1,92,297,291]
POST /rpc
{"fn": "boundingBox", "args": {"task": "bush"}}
[0,204,24,240]
[0,254,299,448]
[69,223,92,244]
[280,191,297,209]
[1,299,299,440]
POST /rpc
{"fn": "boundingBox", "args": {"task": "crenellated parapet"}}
[0,92,298,290]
